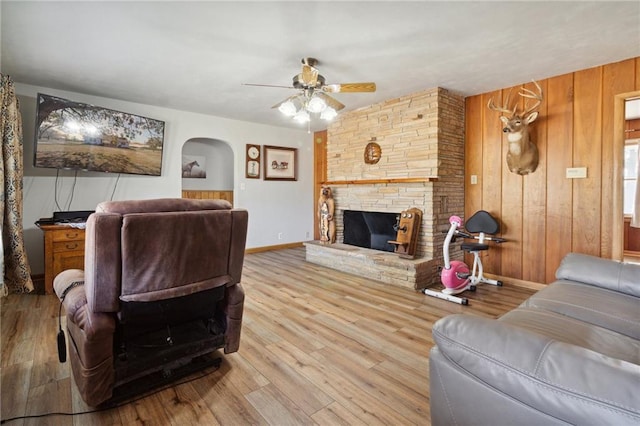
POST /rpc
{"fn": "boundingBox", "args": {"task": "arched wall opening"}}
[181,137,235,205]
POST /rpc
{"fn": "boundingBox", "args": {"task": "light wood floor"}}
[1,247,536,425]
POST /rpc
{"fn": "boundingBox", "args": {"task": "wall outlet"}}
[278,232,283,240]
[305,231,310,238]
[470,175,478,185]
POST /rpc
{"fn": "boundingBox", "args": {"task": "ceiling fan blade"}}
[243,83,296,89]
[271,95,299,109]
[316,92,345,111]
[323,82,377,93]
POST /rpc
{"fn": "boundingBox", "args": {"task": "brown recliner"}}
[53,198,248,406]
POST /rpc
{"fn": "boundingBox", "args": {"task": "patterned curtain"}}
[1,74,33,295]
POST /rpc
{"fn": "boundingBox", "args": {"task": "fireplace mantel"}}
[323,177,438,185]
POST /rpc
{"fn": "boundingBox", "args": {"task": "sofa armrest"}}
[555,253,640,297]
[432,314,640,425]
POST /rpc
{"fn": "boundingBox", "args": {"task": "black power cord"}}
[0,361,221,424]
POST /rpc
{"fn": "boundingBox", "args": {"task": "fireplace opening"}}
[343,210,399,252]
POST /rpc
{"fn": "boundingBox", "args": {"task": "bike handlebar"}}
[486,236,506,243]
[441,228,507,243]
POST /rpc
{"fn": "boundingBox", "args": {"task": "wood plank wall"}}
[182,190,234,206]
[314,130,328,240]
[465,57,639,284]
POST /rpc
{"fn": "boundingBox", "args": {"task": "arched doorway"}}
[181,138,234,205]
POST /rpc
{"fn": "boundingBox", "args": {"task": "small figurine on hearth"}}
[318,186,335,244]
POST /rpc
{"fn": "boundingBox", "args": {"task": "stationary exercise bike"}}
[423,210,506,305]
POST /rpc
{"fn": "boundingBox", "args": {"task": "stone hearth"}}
[304,241,437,290]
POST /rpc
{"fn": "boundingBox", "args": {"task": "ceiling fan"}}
[243,57,376,123]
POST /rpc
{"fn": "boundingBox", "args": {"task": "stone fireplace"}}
[305,87,465,290]
[343,210,398,252]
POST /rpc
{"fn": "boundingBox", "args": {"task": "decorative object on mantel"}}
[487,80,543,175]
[243,57,376,131]
[245,144,261,179]
[364,137,382,164]
[264,145,297,181]
[317,186,336,244]
[388,207,422,259]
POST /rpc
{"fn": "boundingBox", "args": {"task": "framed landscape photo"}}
[264,145,297,181]
[34,93,165,176]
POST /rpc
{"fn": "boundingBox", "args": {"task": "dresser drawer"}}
[53,240,85,253]
[39,224,87,294]
[51,228,85,242]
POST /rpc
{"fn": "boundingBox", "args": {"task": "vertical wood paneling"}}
[500,85,524,279]
[522,80,548,283]
[544,74,574,283]
[572,67,603,256]
[601,59,636,258]
[182,190,234,205]
[314,130,327,240]
[481,91,503,274]
[464,96,483,266]
[466,57,639,284]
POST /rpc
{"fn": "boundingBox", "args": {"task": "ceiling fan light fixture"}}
[320,106,337,121]
[293,109,310,123]
[278,100,298,117]
[257,57,375,125]
[306,95,327,113]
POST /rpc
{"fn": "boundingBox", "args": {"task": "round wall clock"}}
[246,144,261,178]
[364,142,382,164]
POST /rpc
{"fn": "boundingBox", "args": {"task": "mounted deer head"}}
[488,80,543,175]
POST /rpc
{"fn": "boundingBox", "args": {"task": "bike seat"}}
[465,210,500,234]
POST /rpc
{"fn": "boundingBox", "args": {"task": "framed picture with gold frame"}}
[245,144,261,179]
[264,145,297,181]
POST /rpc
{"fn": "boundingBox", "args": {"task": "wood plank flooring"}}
[1,247,536,425]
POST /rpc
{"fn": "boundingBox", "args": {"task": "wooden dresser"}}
[38,224,85,294]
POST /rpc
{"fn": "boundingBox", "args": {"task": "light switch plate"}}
[566,167,587,179]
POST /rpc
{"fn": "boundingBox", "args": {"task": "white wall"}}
[17,83,315,275]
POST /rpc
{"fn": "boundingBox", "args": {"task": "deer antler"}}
[520,80,543,116]
[487,88,516,115]
[488,80,543,117]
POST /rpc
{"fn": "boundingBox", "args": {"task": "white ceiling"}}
[2,1,639,131]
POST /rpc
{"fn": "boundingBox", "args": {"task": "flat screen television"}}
[34,93,165,176]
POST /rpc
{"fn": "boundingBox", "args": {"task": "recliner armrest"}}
[54,269,115,340]
[555,253,640,297]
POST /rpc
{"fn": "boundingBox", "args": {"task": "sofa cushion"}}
[521,280,640,340]
[555,253,640,297]
[499,307,640,364]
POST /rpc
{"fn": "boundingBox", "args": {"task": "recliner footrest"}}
[107,353,222,407]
